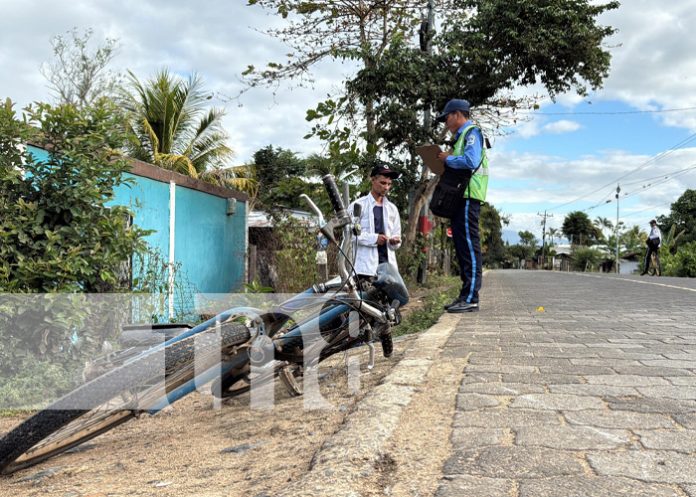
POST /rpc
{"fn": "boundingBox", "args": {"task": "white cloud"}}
[594,1,696,130]
[4,0,696,247]
[542,120,581,134]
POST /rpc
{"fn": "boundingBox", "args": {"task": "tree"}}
[619,225,645,256]
[517,230,538,261]
[562,211,601,246]
[41,28,121,108]
[245,0,620,243]
[251,145,309,209]
[121,70,233,176]
[657,189,696,245]
[200,164,260,210]
[480,203,507,267]
[547,227,560,246]
[593,216,613,242]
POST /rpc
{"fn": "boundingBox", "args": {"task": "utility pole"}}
[416,0,435,284]
[615,184,621,274]
[537,210,553,269]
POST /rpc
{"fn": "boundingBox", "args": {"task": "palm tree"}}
[593,216,613,242]
[121,70,232,177]
[547,227,559,246]
[200,164,260,210]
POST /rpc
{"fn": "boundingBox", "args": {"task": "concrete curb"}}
[279,313,462,497]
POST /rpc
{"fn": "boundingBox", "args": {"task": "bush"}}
[0,98,149,372]
[0,358,79,410]
[662,241,696,277]
[571,246,602,272]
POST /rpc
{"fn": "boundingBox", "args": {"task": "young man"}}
[350,164,402,278]
[641,219,662,275]
[435,98,488,313]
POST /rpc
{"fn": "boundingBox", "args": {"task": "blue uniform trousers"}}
[451,198,482,304]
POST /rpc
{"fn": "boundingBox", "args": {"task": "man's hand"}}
[389,236,401,246]
[437,151,451,161]
[377,234,389,245]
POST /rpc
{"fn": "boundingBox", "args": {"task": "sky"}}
[2,0,696,244]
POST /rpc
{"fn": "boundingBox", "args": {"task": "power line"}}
[518,106,696,116]
[547,131,696,212]
[619,164,696,187]
[583,163,696,212]
[621,201,673,220]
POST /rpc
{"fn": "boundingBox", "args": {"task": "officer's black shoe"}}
[640,271,647,276]
[447,302,479,313]
[444,297,465,310]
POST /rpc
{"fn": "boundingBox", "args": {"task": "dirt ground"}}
[0,338,415,497]
[0,288,459,497]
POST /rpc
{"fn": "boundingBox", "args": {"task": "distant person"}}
[350,164,402,279]
[435,99,489,313]
[641,219,661,275]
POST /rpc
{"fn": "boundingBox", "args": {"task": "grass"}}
[394,274,459,337]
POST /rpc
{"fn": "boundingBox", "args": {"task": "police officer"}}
[435,99,489,313]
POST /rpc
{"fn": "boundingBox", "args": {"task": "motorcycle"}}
[0,174,408,474]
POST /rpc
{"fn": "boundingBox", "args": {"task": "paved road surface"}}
[438,270,696,497]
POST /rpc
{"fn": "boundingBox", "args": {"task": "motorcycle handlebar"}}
[322,174,346,217]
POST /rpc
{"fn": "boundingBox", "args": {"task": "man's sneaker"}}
[447,302,479,313]
[444,297,465,310]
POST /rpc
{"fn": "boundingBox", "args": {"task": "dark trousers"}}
[451,199,482,304]
[643,242,661,272]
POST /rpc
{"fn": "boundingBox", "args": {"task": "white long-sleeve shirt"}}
[649,225,661,242]
[349,193,402,276]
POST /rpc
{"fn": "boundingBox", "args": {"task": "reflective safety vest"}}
[452,124,489,202]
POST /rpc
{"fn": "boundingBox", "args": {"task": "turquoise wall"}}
[174,185,247,293]
[112,173,170,261]
[26,145,247,301]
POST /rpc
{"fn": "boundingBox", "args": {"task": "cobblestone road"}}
[438,270,696,497]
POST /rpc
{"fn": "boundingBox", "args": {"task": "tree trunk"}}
[405,176,439,244]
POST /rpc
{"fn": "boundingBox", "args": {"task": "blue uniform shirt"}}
[445,123,483,171]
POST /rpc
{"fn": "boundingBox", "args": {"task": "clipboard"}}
[416,144,445,176]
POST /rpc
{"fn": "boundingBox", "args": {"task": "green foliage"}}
[0,98,149,379]
[269,215,318,293]
[393,274,459,338]
[518,230,538,249]
[563,211,601,246]
[505,243,530,266]
[657,189,696,245]
[244,279,275,293]
[619,225,645,256]
[661,241,696,277]
[571,246,602,272]
[0,357,79,410]
[0,99,148,293]
[131,247,200,323]
[252,145,310,209]
[121,70,232,175]
[396,233,428,281]
[480,203,506,267]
